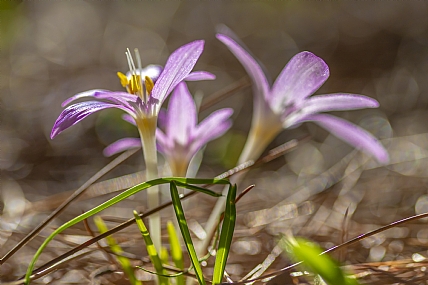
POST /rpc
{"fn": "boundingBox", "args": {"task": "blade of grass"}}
[282,237,358,285]
[24,178,229,285]
[170,181,206,285]
[167,221,185,285]
[212,184,236,285]
[0,148,139,265]
[160,247,169,266]
[94,216,141,285]
[133,211,169,285]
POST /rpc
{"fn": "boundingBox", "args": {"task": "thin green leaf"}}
[282,237,359,285]
[94,216,141,285]
[133,211,169,285]
[212,184,236,285]
[136,266,185,278]
[161,177,229,185]
[170,181,206,285]
[160,246,169,266]
[174,181,221,197]
[167,221,185,285]
[24,177,229,285]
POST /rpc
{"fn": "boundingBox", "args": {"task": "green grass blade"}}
[212,184,236,285]
[136,266,185,278]
[160,246,169,266]
[281,237,359,285]
[174,181,222,197]
[94,216,141,285]
[24,177,229,284]
[161,177,229,186]
[167,221,185,285]
[170,181,206,285]
[133,211,168,285]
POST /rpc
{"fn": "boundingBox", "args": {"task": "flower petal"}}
[302,94,379,114]
[155,128,169,154]
[122,114,136,126]
[270,52,329,112]
[216,34,270,101]
[126,65,163,82]
[298,114,389,163]
[51,101,132,139]
[151,40,205,106]
[165,82,197,145]
[61,89,137,112]
[103,138,141,157]
[191,108,233,155]
[93,91,138,109]
[61,89,109,107]
[284,94,380,127]
[157,108,167,130]
[185,71,216,81]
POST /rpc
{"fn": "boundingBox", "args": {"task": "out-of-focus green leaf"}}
[170,181,206,285]
[94,216,141,285]
[167,221,185,285]
[281,237,358,285]
[133,211,168,285]
[212,184,237,285]
[160,246,170,266]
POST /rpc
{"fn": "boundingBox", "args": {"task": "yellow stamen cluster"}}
[117,48,154,102]
[117,72,144,95]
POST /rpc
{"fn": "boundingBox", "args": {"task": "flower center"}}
[117,48,154,103]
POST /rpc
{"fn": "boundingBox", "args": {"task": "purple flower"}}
[217,34,389,163]
[51,41,214,139]
[105,82,233,176]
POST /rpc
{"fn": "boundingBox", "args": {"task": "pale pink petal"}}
[298,114,389,163]
[216,34,270,101]
[165,82,197,145]
[126,65,163,82]
[284,94,380,127]
[185,71,216,81]
[155,128,169,154]
[122,114,136,126]
[103,138,141,157]
[191,108,233,155]
[271,52,329,110]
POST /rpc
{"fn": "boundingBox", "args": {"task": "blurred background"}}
[2,1,428,283]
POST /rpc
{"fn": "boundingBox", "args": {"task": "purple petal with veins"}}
[61,89,110,107]
[151,40,205,105]
[51,101,133,139]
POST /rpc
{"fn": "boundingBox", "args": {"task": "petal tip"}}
[375,148,390,164]
[50,130,57,140]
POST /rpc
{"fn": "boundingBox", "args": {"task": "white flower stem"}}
[198,123,280,255]
[137,116,161,253]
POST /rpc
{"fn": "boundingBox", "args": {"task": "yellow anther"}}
[117,72,129,88]
[129,74,142,95]
[144,76,154,94]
